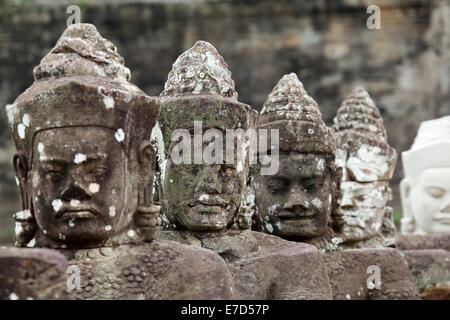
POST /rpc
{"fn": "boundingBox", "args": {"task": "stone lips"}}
[33,23,131,81]
[258,73,336,155]
[159,95,257,156]
[7,76,160,158]
[333,87,397,182]
[160,40,237,100]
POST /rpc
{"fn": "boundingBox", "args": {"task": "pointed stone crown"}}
[333,87,387,141]
[160,40,237,100]
[333,87,397,181]
[158,41,256,156]
[258,73,335,155]
[33,23,131,81]
[403,115,450,180]
[6,23,159,157]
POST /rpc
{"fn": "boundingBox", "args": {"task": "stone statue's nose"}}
[61,181,91,202]
[200,166,223,194]
[441,203,450,213]
[340,191,355,209]
[284,192,309,210]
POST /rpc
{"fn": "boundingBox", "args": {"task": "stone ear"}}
[13,152,30,211]
[138,141,156,181]
[400,178,411,204]
[400,178,415,233]
[137,141,156,208]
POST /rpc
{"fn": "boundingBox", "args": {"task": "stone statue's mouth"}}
[433,214,450,224]
[57,208,99,219]
[189,195,228,208]
[276,210,314,220]
[189,204,224,215]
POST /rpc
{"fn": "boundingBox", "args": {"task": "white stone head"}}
[333,88,397,244]
[400,115,450,234]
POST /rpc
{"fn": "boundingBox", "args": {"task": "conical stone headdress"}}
[257,73,336,155]
[333,87,397,182]
[6,23,159,160]
[158,40,256,155]
[402,115,450,181]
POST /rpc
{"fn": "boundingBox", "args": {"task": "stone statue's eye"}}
[88,167,107,176]
[45,170,64,180]
[305,182,320,192]
[267,179,288,193]
[426,187,445,198]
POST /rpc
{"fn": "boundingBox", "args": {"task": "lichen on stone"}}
[160,41,237,100]
[33,23,131,81]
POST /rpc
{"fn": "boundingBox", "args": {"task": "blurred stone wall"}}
[0,0,449,244]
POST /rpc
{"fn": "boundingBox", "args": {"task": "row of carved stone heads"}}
[1,23,449,300]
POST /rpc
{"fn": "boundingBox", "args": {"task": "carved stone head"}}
[6,24,161,249]
[253,73,342,249]
[400,116,450,234]
[333,88,397,245]
[156,41,257,232]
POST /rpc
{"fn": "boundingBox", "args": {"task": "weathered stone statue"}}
[156,41,332,299]
[253,73,420,300]
[400,115,450,236]
[332,87,397,249]
[396,115,450,299]
[4,24,234,300]
[253,73,343,251]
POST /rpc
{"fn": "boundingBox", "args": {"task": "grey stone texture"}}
[1,0,449,245]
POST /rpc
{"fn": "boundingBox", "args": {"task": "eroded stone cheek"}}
[32,171,40,188]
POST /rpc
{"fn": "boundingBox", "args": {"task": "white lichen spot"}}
[89,183,100,193]
[265,223,274,233]
[8,292,19,300]
[52,199,63,212]
[199,194,210,201]
[26,238,36,247]
[5,103,18,124]
[275,221,282,230]
[15,222,23,238]
[38,143,44,153]
[109,206,116,217]
[103,95,114,109]
[127,229,136,238]
[268,203,281,216]
[311,198,323,208]
[68,219,75,228]
[22,114,30,127]
[236,161,243,173]
[70,199,80,207]
[18,123,25,139]
[58,233,66,240]
[345,294,351,300]
[115,128,125,142]
[74,153,87,164]
[105,225,112,231]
